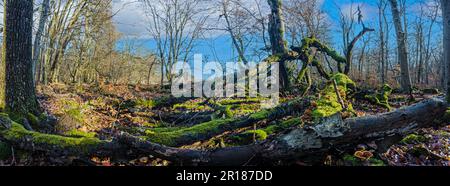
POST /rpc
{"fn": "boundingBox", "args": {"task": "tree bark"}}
[1,0,40,115]
[442,0,450,103]
[267,0,290,90]
[388,0,413,93]
[33,0,51,85]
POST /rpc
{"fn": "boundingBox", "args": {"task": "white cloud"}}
[112,0,148,37]
[339,2,377,22]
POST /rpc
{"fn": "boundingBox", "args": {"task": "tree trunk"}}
[388,0,412,93]
[443,0,450,103]
[267,0,290,90]
[33,0,50,85]
[378,2,386,84]
[1,0,40,116]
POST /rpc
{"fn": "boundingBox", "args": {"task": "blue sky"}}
[113,0,437,62]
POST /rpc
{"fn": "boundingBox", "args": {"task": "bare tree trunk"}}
[378,1,387,84]
[1,0,40,116]
[389,0,412,93]
[443,0,450,103]
[33,0,50,85]
[268,0,290,90]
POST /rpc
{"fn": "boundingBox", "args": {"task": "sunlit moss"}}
[0,120,103,153]
[64,129,97,138]
[401,134,427,144]
[312,73,355,119]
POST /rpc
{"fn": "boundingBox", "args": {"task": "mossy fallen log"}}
[229,118,302,145]
[0,98,447,165]
[118,97,447,166]
[143,98,311,146]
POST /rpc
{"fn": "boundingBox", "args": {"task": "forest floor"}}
[0,83,448,166]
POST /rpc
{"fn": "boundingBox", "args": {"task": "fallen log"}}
[0,97,447,166]
[143,98,310,146]
[118,97,448,166]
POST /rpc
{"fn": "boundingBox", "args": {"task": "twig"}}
[332,79,347,111]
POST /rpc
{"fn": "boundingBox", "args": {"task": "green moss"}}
[312,73,355,119]
[243,130,268,141]
[135,99,156,109]
[249,110,270,120]
[264,118,302,135]
[265,54,283,63]
[64,129,97,138]
[144,118,235,146]
[229,130,268,145]
[0,141,11,160]
[224,106,234,118]
[218,98,266,105]
[342,154,385,166]
[369,158,386,166]
[59,100,87,123]
[365,84,393,111]
[1,122,102,153]
[143,103,289,146]
[301,37,347,65]
[401,134,428,144]
[173,102,209,111]
[342,154,360,166]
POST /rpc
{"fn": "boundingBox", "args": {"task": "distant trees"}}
[141,0,208,87]
[388,0,413,93]
[0,0,40,116]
